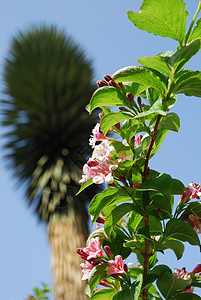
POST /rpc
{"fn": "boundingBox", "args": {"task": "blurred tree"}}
[1,25,98,300]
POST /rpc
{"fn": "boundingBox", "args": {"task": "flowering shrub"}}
[77,0,201,299]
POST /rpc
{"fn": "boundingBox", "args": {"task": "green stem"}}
[183,1,201,46]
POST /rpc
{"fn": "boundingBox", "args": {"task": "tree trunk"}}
[49,204,88,300]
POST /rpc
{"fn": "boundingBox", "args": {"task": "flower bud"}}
[124,264,128,273]
[104,245,113,257]
[118,106,125,111]
[96,80,108,87]
[108,80,117,87]
[87,160,99,167]
[191,264,201,274]
[114,122,120,131]
[96,216,105,224]
[137,96,142,106]
[118,82,124,88]
[104,75,113,82]
[119,176,126,185]
[126,92,134,104]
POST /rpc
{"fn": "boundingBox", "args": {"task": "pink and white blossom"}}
[89,123,105,148]
[173,267,191,282]
[188,182,201,199]
[82,237,104,260]
[188,213,201,234]
[92,140,115,163]
[135,134,143,146]
[107,255,125,275]
[80,261,94,280]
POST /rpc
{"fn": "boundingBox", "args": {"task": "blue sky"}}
[0,0,201,299]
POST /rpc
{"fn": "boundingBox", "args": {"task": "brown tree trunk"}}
[49,205,88,300]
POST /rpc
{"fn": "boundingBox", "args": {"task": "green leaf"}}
[100,111,135,135]
[172,293,201,300]
[88,263,109,293]
[172,71,201,97]
[182,201,201,218]
[155,239,184,260]
[156,271,191,298]
[124,82,149,97]
[189,18,201,46]
[76,178,93,195]
[171,179,185,195]
[127,212,143,234]
[136,173,172,200]
[103,228,132,259]
[190,273,201,289]
[149,215,163,235]
[151,128,169,158]
[134,98,166,119]
[91,288,117,300]
[142,274,158,290]
[158,113,180,132]
[90,86,129,113]
[112,66,167,96]
[138,55,171,76]
[171,40,200,73]
[113,274,143,300]
[151,264,172,277]
[127,0,188,44]
[151,194,172,218]
[104,203,136,238]
[89,188,120,225]
[165,218,200,246]
[191,273,201,288]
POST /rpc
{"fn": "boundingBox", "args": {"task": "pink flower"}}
[191,264,201,274]
[173,268,191,282]
[80,261,94,280]
[89,123,105,148]
[82,237,104,260]
[180,187,192,202]
[188,213,201,234]
[135,134,143,146]
[92,140,114,163]
[188,182,201,199]
[107,255,125,275]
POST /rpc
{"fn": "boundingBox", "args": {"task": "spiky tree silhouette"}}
[1,25,98,300]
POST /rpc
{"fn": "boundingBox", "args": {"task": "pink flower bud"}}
[108,80,117,87]
[118,106,125,111]
[114,122,121,131]
[96,216,105,224]
[135,134,143,146]
[126,92,134,104]
[104,245,113,257]
[191,264,201,274]
[180,187,192,202]
[96,80,108,87]
[104,75,113,82]
[118,82,124,88]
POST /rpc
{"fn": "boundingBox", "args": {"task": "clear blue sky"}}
[0,1,201,299]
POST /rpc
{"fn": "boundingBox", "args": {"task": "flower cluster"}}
[180,182,201,202]
[77,237,127,281]
[173,264,201,294]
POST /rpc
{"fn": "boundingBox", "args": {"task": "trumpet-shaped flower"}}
[107,255,125,275]
[82,237,104,260]
[180,187,192,202]
[92,139,114,163]
[89,123,105,148]
[188,182,201,199]
[173,268,191,282]
[188,213,201,234]
[191,264,201,274]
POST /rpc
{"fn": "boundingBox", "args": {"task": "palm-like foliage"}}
[1,25,97,300]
